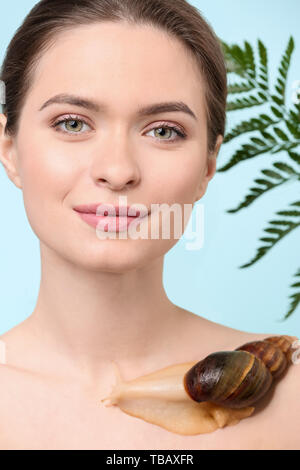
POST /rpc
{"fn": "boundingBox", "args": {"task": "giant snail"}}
[100,335,299,435]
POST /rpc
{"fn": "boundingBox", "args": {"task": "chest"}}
[0,373,293,450]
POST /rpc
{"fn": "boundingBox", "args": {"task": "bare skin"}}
[0,22,299,450]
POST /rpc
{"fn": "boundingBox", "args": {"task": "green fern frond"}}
[244,40,256,79]
[289,102,300,127]
[257,39,267,68]
[226,162,296,212]
[222,41,259,80]
[271,94,285,107]
[284,268,300,319]
[218,141,274,172]
[227,93,267,111]
[239,200,300,268]
[227,81,256,94]
[223,114,278,143]
[257,39,269,89]
[285,120,300,139]
[272,127,289,141]
[220,36,299,318]
[277,210,300,217]
[272,36,294,107]
[287,103,300,139]
[225,43,247,68]
[221,41,247,77]
[270,142,299,154]
[219,130,279,171]
[219,126,299,172]
[270,106,284,119]
[272,161,299,175]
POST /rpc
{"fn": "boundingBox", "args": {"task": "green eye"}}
[52,115,91,134]
[147,124,187,143]
[63,119,84,133]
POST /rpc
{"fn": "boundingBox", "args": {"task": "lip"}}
[73,202,150,232]
[73,203,150,218]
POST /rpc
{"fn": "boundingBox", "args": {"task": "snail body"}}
[100,335,297,435]
[101,361,255,435]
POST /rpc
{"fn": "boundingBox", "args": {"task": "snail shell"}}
[235,338,288,378]
[183,335,294,409]
[183,350,272,409]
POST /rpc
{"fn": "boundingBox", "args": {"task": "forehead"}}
[27,22,206,119]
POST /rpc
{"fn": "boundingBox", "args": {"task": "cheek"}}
[19,137,76,198]
[144,149,205,238]
[16,133,77,235]
[173,164,203,204]
[150,150,204,206]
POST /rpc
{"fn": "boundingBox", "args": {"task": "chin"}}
[58,239,153,274]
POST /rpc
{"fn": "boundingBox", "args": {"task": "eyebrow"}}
[38,93,197,121]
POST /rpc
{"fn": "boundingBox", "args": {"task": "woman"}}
[0,0,298,450]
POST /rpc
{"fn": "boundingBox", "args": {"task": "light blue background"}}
[0,0,299,336]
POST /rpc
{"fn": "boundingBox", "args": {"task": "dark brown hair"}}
[0,0,227,154]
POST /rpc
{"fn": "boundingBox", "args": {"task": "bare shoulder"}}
[0,324,31,413]
[271,352,300,449]
[0,327,23,401]
[243,356,300,450]
[215,322,300,449]
[0,316,32,345]
[0,355,18,449]
[180,309,300,448]
[179,306,278,348]
[0,317,35,370]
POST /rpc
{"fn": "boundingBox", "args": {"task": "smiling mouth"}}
[73,200,152,234]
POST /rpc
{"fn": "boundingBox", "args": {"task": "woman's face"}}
[1,22,222,272]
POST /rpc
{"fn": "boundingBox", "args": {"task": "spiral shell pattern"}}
[183,335,294,409]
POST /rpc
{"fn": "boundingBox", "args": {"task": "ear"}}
[194,134,223,203]
[0,113,22,189]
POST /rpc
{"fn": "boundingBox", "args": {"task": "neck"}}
[25,242,185,384]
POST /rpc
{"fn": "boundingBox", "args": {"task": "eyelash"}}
[51,114,187,143]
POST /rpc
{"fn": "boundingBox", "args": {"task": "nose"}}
[90,127,141,191]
